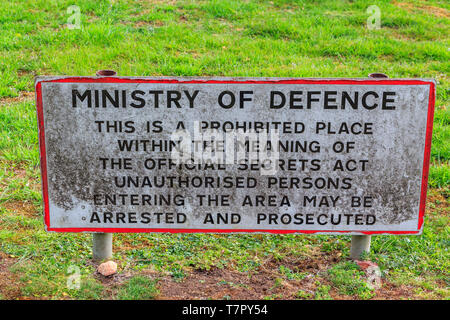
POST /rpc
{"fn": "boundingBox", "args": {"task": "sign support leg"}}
[350,235,371,259]
[349,72,388,260]
[91,69,117,262]
[93,233,113,261]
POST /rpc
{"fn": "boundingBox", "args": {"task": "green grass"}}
[429,164,449,188]
[116,276,159,300]
[70,277,104,300]
[0,0,448,300]
[0,101,39,166]
[327,261,375,299]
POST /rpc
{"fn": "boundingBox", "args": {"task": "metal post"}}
[93,233,113,261]
[92,69,117,262]
[349,72,388,260]
[350,235,372,260]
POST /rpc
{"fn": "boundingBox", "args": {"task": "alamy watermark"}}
[366,265,382,290]
[171,122,281,175]
[66,5,81,30]
[367,5,381,30]
[66,265,81,290]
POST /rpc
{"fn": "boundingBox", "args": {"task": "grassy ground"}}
[0,0,448,300]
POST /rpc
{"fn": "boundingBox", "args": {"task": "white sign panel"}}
[35,77,435,234]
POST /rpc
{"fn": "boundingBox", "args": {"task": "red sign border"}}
[35,77,436,235]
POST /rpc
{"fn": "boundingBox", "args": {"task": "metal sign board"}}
[35,77,435,234]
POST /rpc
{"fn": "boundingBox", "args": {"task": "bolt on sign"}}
[35,77,435,234]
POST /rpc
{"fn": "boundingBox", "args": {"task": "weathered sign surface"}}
[35,77,435,234]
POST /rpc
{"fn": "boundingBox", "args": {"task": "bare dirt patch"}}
[0,91,34,107]
[427,189,449,210]
[151,250,419,300]
[394,2,450,19]
[3,201,38,218]
[375,282,416,300]
[155,251,341,300]
[0,162,41,194]
[134,20,165,27]
[156,267,303,300]
[0,252,28,300]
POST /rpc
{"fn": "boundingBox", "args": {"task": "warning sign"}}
[35,77,435,234]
